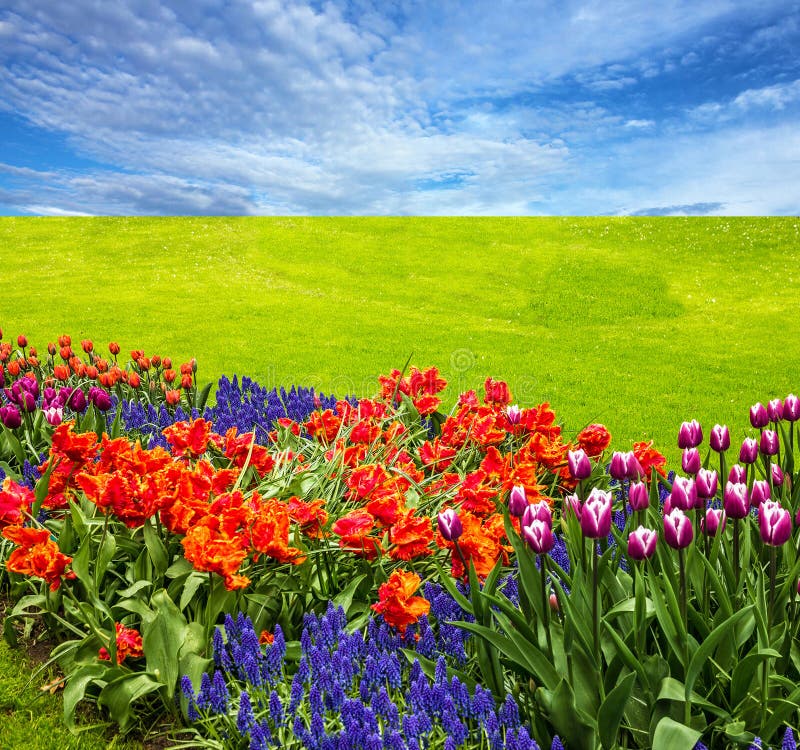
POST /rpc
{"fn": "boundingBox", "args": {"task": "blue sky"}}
[1,0,799,215]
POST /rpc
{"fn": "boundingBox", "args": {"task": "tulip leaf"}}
[762,683,800,741]
[696,550,732,619]
[730,648,781,708]
[62,663,108,731]
[142,589,189,701]
[98,672,164,732]
[433,561,473,615]
[685,605,752,702]
[599,671,636,750]
[652,717,701,750]
[648,576,684,665]
[602,619,649,691]
[539,678,597,750]
[143,518,169,579]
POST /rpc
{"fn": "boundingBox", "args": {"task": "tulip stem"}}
[679,547,691,725]
[762,546,777,734]
[540,555,553,661]
[733,517,740,595]
[592,547,604,700]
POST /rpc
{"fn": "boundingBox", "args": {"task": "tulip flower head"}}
[580,488,613,539]
[750,479,771,507]
[663,508,693,549]
[728,464,746,484]
[506,404,522,425]
[783,394,800,422]
[739,437,759,465]
[723,481,750,519]
[767,398,783,422]
[759,501,792,546]
[628,481,649,511]
[760,430,779,456]
[565,493,582,522]
[701,508,726,537]
[678,419,703,449]
[681,447,701,475]
[670,475,699,511]
[750,402,769,429]
[771,463,784,487]
[709,424,730,453]
[437,509,463,542]
[521,500,552,528]
[627,526,657,560]
[696,468,719,500]
[610,451,644,481]
[522,518,554,555]
[43,406,63,426]
[0,404,21,429]
[567,448,592,480]
[508,485,528,518]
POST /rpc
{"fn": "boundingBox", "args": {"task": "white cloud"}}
[624,119,655,128]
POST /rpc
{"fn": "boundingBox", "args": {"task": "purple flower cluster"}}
[182,602,562,750]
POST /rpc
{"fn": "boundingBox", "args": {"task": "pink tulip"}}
[670,476,699,511]
[522,518,554,554]
[567,448,592,480]
[681,448,701,475]
[710,424,730,452]
[750,480,770,507]
[759,501,792,546]
[760,430,779,456]
[580,488,613,539]
[739,437,759,464]
[628,481,649,511]
[565,493,582,521]
[506,404,522,425]
[663,508,694,549]
[627,526,657,560]
[728,464,746,484]
[723,481,750,519]
[696,468,718,500]
[783,394,800,422]
[767,398,783,422]
[522,500,552,527]
[678,419,703,449]
[508,485,528,518]
[750,402,768,429]
[772,464,784,487]
[701,508,726,536]
[437,509,463,541]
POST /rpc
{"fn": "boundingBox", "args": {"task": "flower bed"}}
[1,330,799,749]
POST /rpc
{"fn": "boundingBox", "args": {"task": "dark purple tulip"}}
[728,464,746,484]
[670,475,699,510]
[508,485,528,518]
[663,508,694,549]
[627,526,657,560]
[42,386,57,407]
[696,468,718,500]
[783,394,800,422]
[567,448,592,480]
[750,402,769,429]
[739,437,759,464]
[709,424,730,452]
[18,389,36,412]
[0,368,4,388]
[701,508,726,537]
[0,404,21,429]
[65,387,87,412]
[522,518,554,555]
[681,448,701,475]
[437,509,462,541]
[759,501,792,546]
[522,500,552,528]
[760,430,779,456]
[89,387,112,412]
[580,488,612,539]
[678,419,703,449]
[767,398,783,422]
[771,464,784,487]
[750,479,770,507]
[723,481,750,519]
[628,481,649,511]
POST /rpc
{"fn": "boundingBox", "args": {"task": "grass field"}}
[1,215,800,744]
[2,216,799,458]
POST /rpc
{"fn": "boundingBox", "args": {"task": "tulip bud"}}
[750,402,768,429]
[767,398,783,422]
[565,493,582,522]
[701,508,726,536]
[0,404,21,429]
[16,334,27,348]
[627,526,657,560]
[181,374,193,389]
[609,451,627,480]
[739,437,759,464]
[696,468,718,500]
[58,335,71,348]
[506,404,522,425]
[522,500,552,528]
[508,485,528,518]
[784,394,800,422]
[678,419,703,448]
[670,475,699,510]
[710,424,730,452]
[108,342,120,356]
[549,593,560,612]
[47,342,56,356]
[723,481,749,519]
[522,518,554,555]
[728,464,746,484]
[759,500,792,546]
[580,488,613,538]
[771,463,784,487]
[165,389,181,405]
[681,447,701,475]
[628,481,649,511]
[437,509,462,541]
[750,479,770,507]
[759,430,779,456]
[91,387,112,411]
[128,372,141,388]
[151,354,161,368]
[567,448,592,480]
[81,339,93,353]
[663,508,693,549]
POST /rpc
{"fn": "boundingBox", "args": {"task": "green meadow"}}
[2,216,798,459]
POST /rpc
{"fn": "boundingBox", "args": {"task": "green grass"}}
[2,216,800,744]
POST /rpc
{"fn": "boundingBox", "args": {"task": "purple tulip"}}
[739,437,759,465]
[767,398,783,422]
[759,500,792,546]
[750,402,769,429]
[723,481,750,519]
[701,508,726,536]
[627,526,657,560]
[783,394,800,422]
[609,452,628,481]
[522,518,554,555]
[437,509,463,541]
[760,429,779,456]
[750,479,771,507]
[728,464,746,484]
[64,387,87,412]
[565,493,582,522]
[506,404,522,425]
[709,424,730,452]
[0,404,21,429]
[522,500,552,528]
[771,464,784,487]
[567,448,592,480]
[580,488,613,539]
[681,448,701,475]
[42,386,57,407]
[508,485,529,518]
[696,468,718,500]
[670,475,699,511]
[628,481,649,511]
[0,368,4,388]
[678,419,703,449]
[88,387,112,412]
[663,508,694,549]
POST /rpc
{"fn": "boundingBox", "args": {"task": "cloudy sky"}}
[1,0,798,215]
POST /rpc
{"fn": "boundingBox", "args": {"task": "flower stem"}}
[540,555,553,661]
[592,546,605,700]
[679,547,690,725]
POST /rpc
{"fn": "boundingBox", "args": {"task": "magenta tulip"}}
[681,448,701,475]
[759,501,792,546]
[750,479,771,507]
[506,404,522,425]
[628,481,649,511]
[771,464,784,487]
[728,464,746,484]
[696,468,718,500]
[678,419,703,448]
[663,508,694,549]
[767,398,783,422]
[437,509,463,541]
[567,448,592,480]
[43,406,63,427]
[0,404,21,429]
[565,493,582,522]
[522,500,552,528]
[710,424,730,452]
[522,518,554,554]
[670,476,699,511]
[701,508,726,536]
[760,430,779,456]
[783,394,800,422]
[750,402,768,429]
[724,481,750,519]
[609,452,628,481]
[627,526,657,560]
[739,437,759,464]
[580,488,613,538]
[508,485,528,518]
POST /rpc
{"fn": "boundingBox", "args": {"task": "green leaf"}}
[652,717,702,750]
[179,572,207,612]
[63,664,108,732]
[194,381,214,411]
[142,589,189,700]
[685,605,752,702]
[143,518,169,579]
[98,672,164,732]
[332,573,367,616]
[730,649,781,708]
[95,530,117,586]
[762,683,800,741]
[599,671,636,750]
[538,679,597,750]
